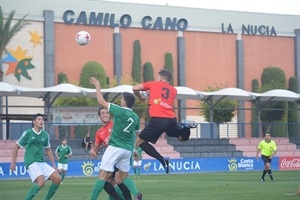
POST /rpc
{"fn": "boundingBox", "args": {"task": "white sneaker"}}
[181,120,197,128]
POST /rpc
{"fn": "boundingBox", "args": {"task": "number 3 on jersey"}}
[161,87,170,99]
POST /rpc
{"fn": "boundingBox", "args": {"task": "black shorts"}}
[261,155,272,164]
[139,117,189,144]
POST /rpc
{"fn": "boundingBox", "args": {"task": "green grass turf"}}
[0,171,299,200]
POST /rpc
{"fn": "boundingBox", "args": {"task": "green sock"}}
[114,185,125,200]
[25,184,41,200]
[91,179,105,200]
[123,178,138,196]
[44,183,60,200]
[137,168,141,176]
[61,172,66,181]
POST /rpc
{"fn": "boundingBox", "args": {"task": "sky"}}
[106,0,300,15]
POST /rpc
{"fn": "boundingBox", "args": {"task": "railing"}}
[1,122,299,140]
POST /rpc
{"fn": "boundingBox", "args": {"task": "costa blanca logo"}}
[228,158,254,171]
[228,158,238,171]
[82,161,94,176]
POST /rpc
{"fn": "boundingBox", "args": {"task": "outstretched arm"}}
[89,77,109,109]
[133,84,145,101]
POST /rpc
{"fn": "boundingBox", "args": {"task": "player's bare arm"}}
[255,148,261,159]
[9,144,20,171]
[46,148,58,170]
[90,143,100,158]
[66,152,72,158]
[89,77,109,109]
[270,150,277,159]
[55,151,60,160]
[132,84,146,101]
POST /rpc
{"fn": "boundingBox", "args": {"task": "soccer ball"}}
[75,31,91,45]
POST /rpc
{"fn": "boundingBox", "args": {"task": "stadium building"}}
[1,0,300,138]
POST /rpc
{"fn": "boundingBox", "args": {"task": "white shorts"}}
[27,162,56,182]
[100,146,131,172]
[57,163,68,171]
[133,160,142,167]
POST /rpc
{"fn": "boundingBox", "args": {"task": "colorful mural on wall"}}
[2,30,42,82]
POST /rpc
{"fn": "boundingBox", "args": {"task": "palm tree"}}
[0,8,30,139]
[0,7,30,81]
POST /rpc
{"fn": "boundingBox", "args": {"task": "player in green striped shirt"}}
[90,77,141,200]
[133,147,143,178]
[256,133,277,182]
[10,113,61,200]
[55,137,72,183]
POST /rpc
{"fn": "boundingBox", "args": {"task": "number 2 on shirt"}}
[123,118,134,133]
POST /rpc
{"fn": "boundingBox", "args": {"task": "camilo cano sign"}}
[63,10,188,31]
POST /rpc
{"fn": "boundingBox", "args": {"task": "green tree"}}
[58,72,68,84]
[132,40,141,83]
[143,62,154,82]
[54,68,99,138]
[199,85,236,137]
[0,8,30,80]
[0,9,29,138]
[287,77,299,137]
[79,61,108,88]
[79,61,108,138]
[143,62,154,123]
[164,53,174,86]
[260,67,287,136]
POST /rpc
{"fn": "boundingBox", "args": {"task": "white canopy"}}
[1,82,300,102]
[198,88,255,101]
[252,89,300,102]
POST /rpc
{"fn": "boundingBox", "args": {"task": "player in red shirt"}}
[132,69,196,174]
[90,107,143,200]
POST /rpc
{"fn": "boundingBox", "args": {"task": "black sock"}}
[140,142,165,166]
[178,127,191,141]
[261,170,267,179]
[103,182,122,200]
[267,169,273,180]
[117,183,132,200]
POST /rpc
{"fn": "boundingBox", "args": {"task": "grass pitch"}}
[0,170,299,200]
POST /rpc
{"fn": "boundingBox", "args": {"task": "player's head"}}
[264,133,271,142]
[157,69,173,83]
[98,107,110,124]
[32,113,44,129]
[61,137,67,145]
[122,92,135,108]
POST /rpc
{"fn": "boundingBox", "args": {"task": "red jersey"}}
[95,120,113,148]
[142,81,177,118]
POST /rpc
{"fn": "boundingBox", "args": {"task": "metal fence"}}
[1,122,299,140]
